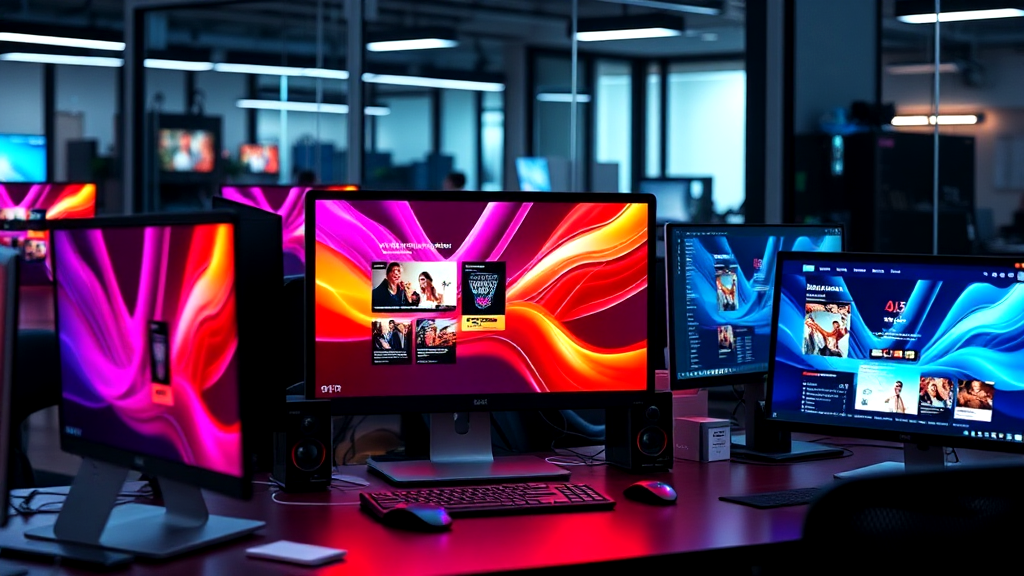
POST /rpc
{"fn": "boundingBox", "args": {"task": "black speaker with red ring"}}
[273,399,332,492]
[606,392,673,472]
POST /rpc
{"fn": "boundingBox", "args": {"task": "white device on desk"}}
[675,417,730,462]
[246,540,347,566]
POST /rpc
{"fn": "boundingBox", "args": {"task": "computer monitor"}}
[23,211,283,559]
[0,248,17,529]
[515,157,552,191]
[155,114,222,184]
[639,177,713,223]
[0,134,46,183]
[219,184,358,275]
[307,191,655,484]
[767,251,1024,475]
[666,224,845,460]
[239,144,280,175]
[0,183,97,287]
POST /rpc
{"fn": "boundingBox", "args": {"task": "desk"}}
[0,440,967,575]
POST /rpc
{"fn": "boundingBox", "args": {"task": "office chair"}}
[799,464,1024,572]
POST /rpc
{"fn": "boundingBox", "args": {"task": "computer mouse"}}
[624,480,677,505]
[380,503,453,532]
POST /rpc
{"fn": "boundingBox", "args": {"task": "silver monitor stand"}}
[24,458,264,559]
[368,412,571,485]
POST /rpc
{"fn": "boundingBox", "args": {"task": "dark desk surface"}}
[1,440,1007,575]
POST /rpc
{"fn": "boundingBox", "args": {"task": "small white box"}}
[674,417,730,462]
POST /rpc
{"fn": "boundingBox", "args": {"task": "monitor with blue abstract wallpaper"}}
[666,224,843,389]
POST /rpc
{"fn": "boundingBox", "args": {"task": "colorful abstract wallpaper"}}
[221,185,356,276]
[313,199,650,398]
[54,223,243,477]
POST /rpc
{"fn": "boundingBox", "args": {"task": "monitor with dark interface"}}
[666,224,845,461]
[0,134,46,183]
[24,211,283,559]
[639,178,713,223]
[515,157,552,192]
[767,252,1024,475]
[307,191,654,484]
[667,224,844,389]
[219,184,358,275]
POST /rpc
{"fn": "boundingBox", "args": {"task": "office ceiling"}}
[0,0,747,75]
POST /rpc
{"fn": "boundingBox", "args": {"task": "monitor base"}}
[835,443,950,480]
[368,412,570,485]
[367,455,571,485]
[25,504,264,559]
[731,434,845,462]
[23,458,264,559]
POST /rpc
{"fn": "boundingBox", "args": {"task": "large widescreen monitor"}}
[767,251,1024,462]
[219,185,358,275]
[307,191,654,483]
[0,134,46,183]
[667,224,844,390]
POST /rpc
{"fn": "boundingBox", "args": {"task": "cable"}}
[271,491,359,507]
[341,415,369,465]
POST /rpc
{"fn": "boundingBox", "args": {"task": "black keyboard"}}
[360,482,615,518]
[719,487,821,509]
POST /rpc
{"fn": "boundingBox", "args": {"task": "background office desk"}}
[0,440,993,575]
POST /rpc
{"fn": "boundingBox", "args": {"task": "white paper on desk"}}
[246,540,347,566]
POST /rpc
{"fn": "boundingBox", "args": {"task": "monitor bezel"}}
[765,250,1024,454]
[49,211,255,499]
[304,190,657,414]
[665,222,846,391]
[0,247,18,528]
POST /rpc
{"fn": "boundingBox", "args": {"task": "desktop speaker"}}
[273,400,332,492]
[606,392,673,472]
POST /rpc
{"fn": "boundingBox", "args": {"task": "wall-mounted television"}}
[240,144,280,175]
[0,134,47,183]
[154,114,222,184]
[515,157,551,192]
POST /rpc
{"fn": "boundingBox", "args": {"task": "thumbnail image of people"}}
[715,265,739,312]
[23,238,46,262]
[28,208,47,221]
[371,319,412,365]
[371,261,457,312]
[718,325,734,353]
[854,364,920,416]
[802,302,851,358]
[0,207,27,221]
[416,318,457,365]
[954,379,995,423]
[918,376,954,417]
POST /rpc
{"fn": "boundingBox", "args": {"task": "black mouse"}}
[381,503,453,532]
[624,480,677,505]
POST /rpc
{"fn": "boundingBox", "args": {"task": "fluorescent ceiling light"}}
[897,8,1024,23]
[0,32,124,51]
[367,38,458,52]
[213,62,349,80]
[891,114,980,126]
[577,28,682,42]
[302,68,350,80]
[145,58,213,71]
[363,73,504,92]
[536,93,592,103]
[0,52,123,67]
[886,62,960,75]
[236,99,390,116]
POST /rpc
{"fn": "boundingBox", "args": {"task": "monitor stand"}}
[731,380,844,462]
[834,442,949,480]
[367,412,571,485]
[24,458,264,559]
